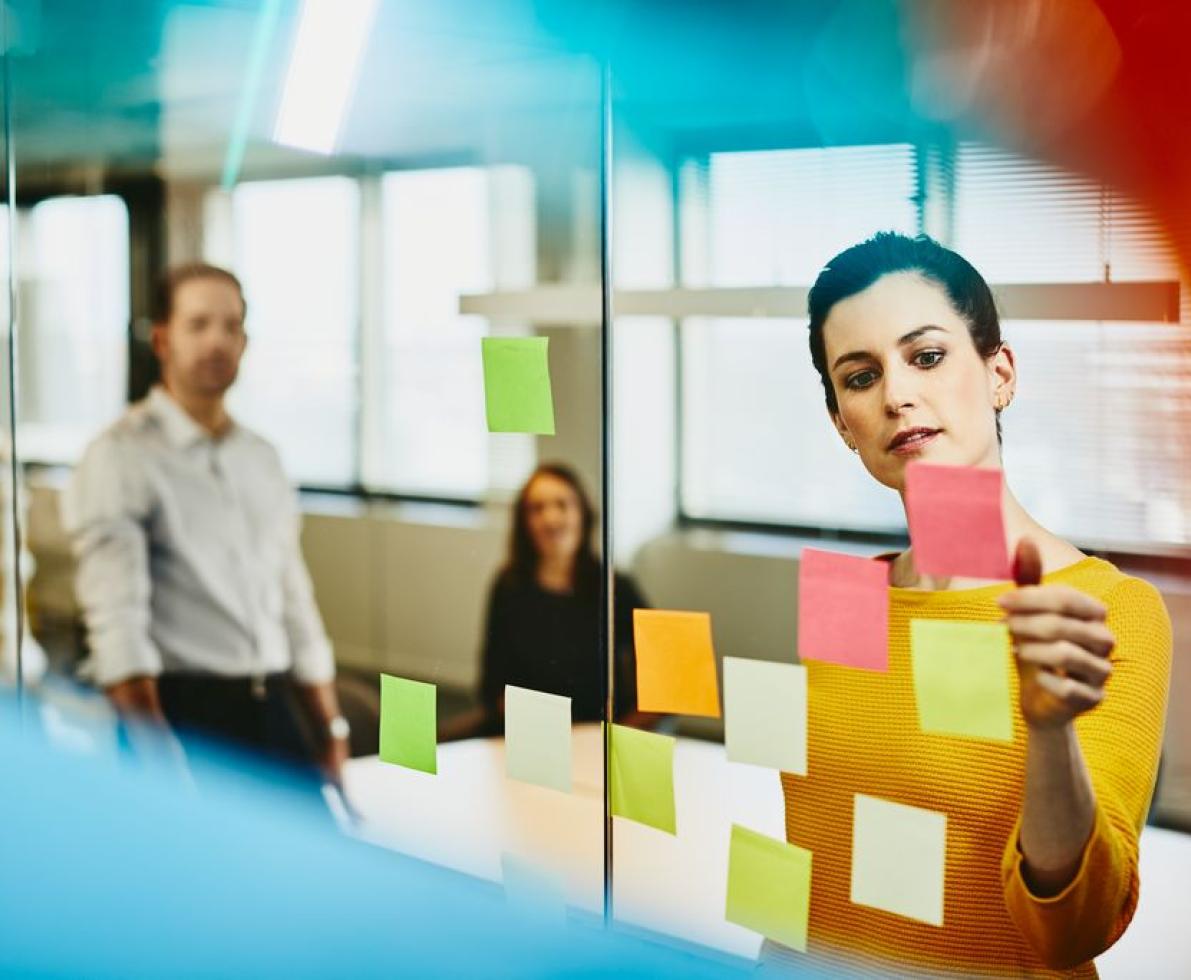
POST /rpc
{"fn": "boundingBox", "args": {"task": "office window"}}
[367,166,535,498]
[214,176,360,487]
[952,142,1176,284]
[680,145,918,529]
[678,141,1190,549]
[16,195,130,464]
[954,143,1189,548]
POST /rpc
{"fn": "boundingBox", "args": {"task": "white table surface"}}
[343,725,1190,975]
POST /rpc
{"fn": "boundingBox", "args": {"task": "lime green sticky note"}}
[726,824,812,952]
[379,673,437,774]
[481,336,555,434]
[910,619,1014,743]
[609,723,676,835]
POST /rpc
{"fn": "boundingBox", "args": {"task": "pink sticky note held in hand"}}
[905,463,1012,580]
[797,548,889,671]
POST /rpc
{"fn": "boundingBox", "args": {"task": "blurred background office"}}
[0,0,1188,973]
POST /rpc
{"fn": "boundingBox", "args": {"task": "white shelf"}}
[460,280,1180,324]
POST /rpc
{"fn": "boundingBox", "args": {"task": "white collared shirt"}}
[61,386,335,688]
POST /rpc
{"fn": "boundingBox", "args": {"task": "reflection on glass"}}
[18,195,130,464]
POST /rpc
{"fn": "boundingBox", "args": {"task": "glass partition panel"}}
[607,3,1190,977]
[0,32,27,697]
[13,0,610,929]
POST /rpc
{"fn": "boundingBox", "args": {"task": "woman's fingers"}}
[1015,640,1113,688]
[1004,612,1115,657]
[1031,668,1106,714]
[998,585,1107,621]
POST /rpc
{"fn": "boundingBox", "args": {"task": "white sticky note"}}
[504,685,572,793]
[723,658,807,776]
[851,793,947,926]
[501,853,567,925]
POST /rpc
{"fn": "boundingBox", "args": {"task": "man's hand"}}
[105,675,168,723]
[320,735,350,785]
[999,539,1115,730]
[298,680,349,785]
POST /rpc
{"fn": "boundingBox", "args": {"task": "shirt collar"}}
[146,386,236,451]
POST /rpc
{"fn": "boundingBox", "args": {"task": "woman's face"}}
[524,473,585,565]
[822,270,1016,493]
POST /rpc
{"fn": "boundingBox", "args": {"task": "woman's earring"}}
[847,442,858,454]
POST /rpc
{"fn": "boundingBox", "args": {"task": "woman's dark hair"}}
[502,462,600,596]
[807,232,1004,424]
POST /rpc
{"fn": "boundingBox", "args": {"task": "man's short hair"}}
[152,263,247,325]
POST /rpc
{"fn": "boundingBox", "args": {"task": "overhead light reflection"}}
[272,0,378,155]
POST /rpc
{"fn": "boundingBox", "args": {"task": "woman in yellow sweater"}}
[770,232,1171,976]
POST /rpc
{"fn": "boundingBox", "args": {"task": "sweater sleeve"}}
[1001,575,1172,969]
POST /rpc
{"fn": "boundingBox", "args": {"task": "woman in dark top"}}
[475,462,651,732]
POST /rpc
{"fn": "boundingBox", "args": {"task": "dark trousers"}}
[157,671,319,774]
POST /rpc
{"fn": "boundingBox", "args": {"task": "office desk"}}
[344,726,1191,974]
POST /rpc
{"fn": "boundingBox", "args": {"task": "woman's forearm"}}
[1019,722,1098,896]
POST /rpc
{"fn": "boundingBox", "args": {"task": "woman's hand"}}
[998,539,1115,730]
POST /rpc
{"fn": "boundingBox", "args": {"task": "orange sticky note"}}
[905,462,1012,580]
[633,609,721,717]
[797,548,889,671]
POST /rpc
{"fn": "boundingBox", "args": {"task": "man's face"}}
[154,277,247,398]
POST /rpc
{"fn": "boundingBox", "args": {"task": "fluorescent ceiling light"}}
[273,0,378,155]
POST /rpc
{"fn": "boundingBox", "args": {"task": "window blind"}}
[955,143,1189,549]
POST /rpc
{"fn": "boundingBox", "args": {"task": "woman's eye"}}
[844,370,877,391]
[914,349,945,368]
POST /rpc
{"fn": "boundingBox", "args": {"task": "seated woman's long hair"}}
[501,462,601,599]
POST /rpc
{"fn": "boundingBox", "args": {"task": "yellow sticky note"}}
[910,619,1014,742]
[726,824,812,952]
[850,793,946,926]
[633,609,721,717]
[723,658,807,775]
[504,685,572,793]
[609,723,676,834]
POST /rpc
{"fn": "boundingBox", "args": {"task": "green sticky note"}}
[910,619,1014,742]
[379,673,437,774]
[609,723,676,835]
[505,685,572,793]
[850,793,947,926]
[481,336,555,434]
[725,824,812,952]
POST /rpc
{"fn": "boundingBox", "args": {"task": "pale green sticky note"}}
[850,793,946,926]
[725,824,813,951]
[501,853,568,926]
[910,619,1013,742]
[609,723,676,835]
[723,658,807,775]
[481,336,555,434]
[379,673,437,774]
[505,685,572,793]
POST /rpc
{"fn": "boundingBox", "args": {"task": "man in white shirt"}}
[62,263,349,782]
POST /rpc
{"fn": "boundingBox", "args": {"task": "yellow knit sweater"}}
[771,557,1171,977]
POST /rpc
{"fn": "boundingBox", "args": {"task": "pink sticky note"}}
[797,548,889,671]
[905,463,1012,580]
